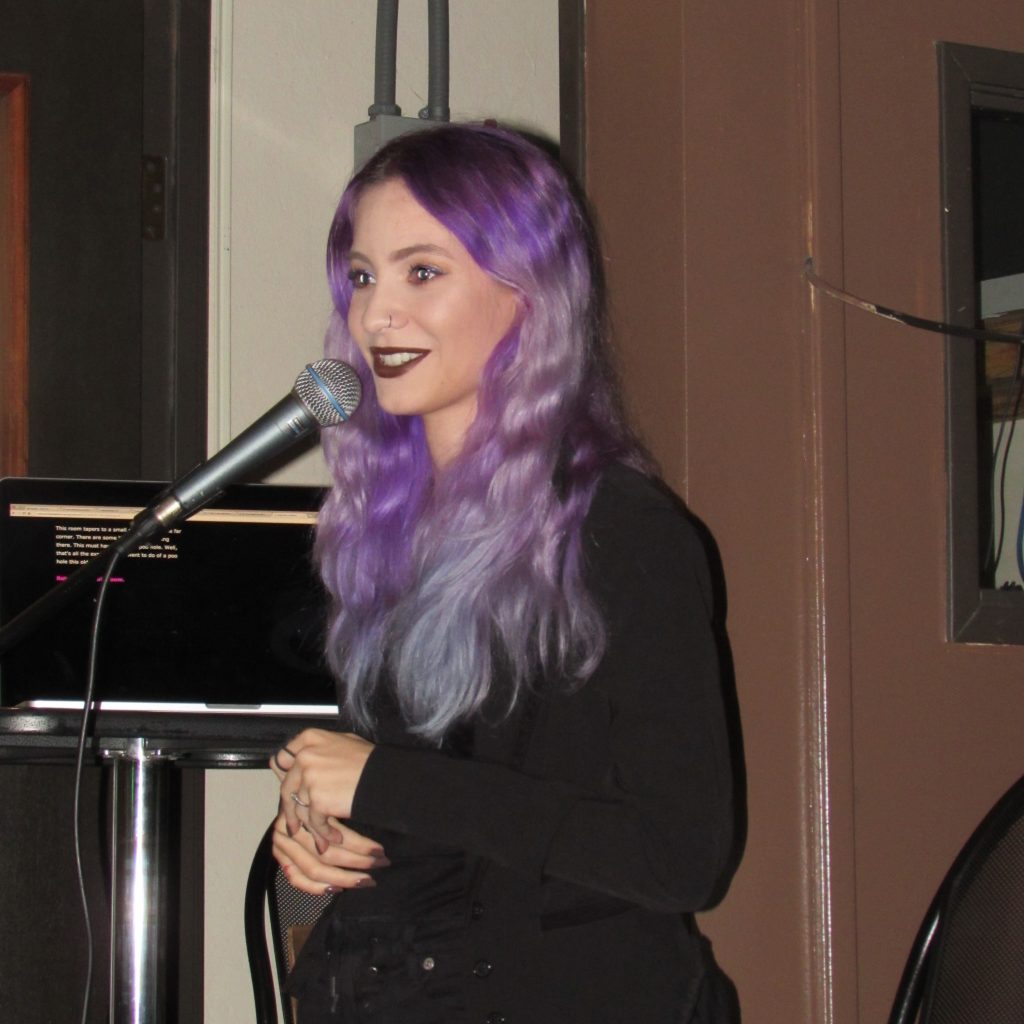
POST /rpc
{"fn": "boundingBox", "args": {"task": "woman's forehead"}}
[351,181,455,247]
[348,179,492,276]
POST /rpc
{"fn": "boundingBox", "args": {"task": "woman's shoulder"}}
[585,464,712,585]
[582,463,718,625]
[587,463,693,535]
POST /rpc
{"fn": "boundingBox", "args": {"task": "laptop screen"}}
[0,477,340,714]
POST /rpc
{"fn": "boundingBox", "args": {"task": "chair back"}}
[888,773,1024,1024]
[245,823,336,1024]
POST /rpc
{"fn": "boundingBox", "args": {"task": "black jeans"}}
[288,914,468,1024]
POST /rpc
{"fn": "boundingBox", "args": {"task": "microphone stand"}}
[1,359,359,1021]
[0,497,177,1024]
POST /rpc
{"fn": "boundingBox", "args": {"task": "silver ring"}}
[290,792,310,808]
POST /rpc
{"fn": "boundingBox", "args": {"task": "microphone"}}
[119,358,362,550]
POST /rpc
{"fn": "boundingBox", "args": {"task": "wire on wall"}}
[804,258,1024,345]
[805,256,1024,590]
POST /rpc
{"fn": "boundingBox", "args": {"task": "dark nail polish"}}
[356,876,377,889]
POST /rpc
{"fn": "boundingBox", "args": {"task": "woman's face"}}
[346,178,519,466]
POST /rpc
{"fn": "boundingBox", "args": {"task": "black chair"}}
[888,772,1024,1024]
[245,822,336,1024]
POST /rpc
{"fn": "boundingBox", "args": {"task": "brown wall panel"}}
[584,4,688,487]
[586,2,1024,1023]
[0,74,29,477]
[586,4,816,1021]
[837,3,1024,1021]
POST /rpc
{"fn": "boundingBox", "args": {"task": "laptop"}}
[0,477,340,715]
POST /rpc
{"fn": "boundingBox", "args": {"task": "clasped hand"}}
[269,728,386,895]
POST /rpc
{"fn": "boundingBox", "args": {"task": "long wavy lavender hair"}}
[316,123,650,740]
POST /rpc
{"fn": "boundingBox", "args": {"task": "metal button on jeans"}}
[473,959,493,978]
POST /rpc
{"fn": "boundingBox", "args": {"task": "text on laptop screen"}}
[0,479,338,711]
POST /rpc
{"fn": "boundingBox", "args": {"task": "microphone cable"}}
[73,546,125,1024]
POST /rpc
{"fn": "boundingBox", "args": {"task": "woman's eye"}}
[347,268,373,289]
[410,264,440,283]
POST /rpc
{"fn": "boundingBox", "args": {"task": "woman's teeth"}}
[371,347,429,377]
[380,351,421,367]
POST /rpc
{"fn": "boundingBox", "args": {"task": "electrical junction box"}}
[353,114,434,169]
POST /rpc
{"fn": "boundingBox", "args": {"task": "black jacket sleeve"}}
[350,472,734,914]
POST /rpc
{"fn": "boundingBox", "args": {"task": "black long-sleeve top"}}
[342,464,738,1023]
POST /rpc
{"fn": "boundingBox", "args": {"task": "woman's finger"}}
[325,818,388,858]
[271,729,376,847]
[279,791,302,838]
[268,742,298,780]
[275,825,385,873]
[306,807,345,848]
[272,811,388,869]
[271,824,381,893]
[307,837,389,872]
[268,744,297,778]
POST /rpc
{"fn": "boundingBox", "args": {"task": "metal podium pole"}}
[107,738,172,1024]
[0,708,326,1021]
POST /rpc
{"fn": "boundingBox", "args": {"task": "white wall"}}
[208,0,561,485]
[204,3,560,1019]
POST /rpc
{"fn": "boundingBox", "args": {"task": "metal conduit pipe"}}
[423,0,450,122]
[369,0,401,116]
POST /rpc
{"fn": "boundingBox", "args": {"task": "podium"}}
[0,707,336,1024]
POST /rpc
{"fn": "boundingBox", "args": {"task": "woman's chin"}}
[375,395,422,419]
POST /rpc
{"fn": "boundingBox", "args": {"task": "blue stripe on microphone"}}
[306,363,350,421]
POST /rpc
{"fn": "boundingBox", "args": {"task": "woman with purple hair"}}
[270,123,739,1023]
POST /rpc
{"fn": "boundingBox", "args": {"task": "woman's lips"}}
[370,347,430,378]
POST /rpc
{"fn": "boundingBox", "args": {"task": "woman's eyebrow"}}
[347,243,454,265]
[390,243,453,261]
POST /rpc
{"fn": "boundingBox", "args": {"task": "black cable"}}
[805,257,1024,583]
[804,259,1024,344]
[74,547,125,1024]
[990,349,1024,575]
[989,414,1010,573]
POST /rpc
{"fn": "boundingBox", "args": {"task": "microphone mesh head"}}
[293,359,362,426]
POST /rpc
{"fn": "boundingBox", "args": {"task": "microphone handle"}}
[121,393,315,546]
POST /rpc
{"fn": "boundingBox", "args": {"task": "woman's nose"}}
[361,288,407,334]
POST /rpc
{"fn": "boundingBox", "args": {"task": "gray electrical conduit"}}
[368,0,450,123]
[424,0,450,121]
[369,0,400,116]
